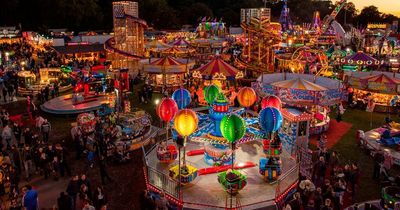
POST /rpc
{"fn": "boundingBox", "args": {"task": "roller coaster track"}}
[104,14,148,59]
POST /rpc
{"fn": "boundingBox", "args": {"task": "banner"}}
[368,82,397,94]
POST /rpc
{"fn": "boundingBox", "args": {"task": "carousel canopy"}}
[171,39,191,47]
[271,78,328,91]
[144,40,171,51]
[341,51,381,66]
[160,46,194,56]
[192,57,243,80]
[144,56,189,74]
[361,73,400,84]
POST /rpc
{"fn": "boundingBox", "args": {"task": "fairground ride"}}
[104,1,147,72]
[289,46,331,77]
[236,18,282,75]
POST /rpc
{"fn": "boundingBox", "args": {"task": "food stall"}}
[345,71,400,113]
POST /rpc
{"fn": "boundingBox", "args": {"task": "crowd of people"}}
[284,136,361,210]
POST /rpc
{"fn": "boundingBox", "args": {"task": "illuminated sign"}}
[367,23,388,29]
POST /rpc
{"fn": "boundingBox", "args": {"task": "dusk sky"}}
[349,0,400,16]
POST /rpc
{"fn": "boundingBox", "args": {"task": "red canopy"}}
[192,57,243,80]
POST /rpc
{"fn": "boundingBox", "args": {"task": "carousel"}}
[191,57,244,105]
[72,109,155,154]
[144,39,171,57]
[254,73,343,136]
[142,86,300,209]
[141,56,195,90]
[159,46,195,58]
[344,71,400,113]
[339,51,384,71]
[18,67,72,95]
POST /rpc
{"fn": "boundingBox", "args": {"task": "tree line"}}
[0,0,398,32]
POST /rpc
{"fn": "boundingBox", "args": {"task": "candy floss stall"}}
[344,71,400,113]
[253,73,343,136]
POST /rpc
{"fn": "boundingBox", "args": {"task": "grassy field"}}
[331,108,400,202]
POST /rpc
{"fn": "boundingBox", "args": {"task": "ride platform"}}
[40,93,112,115]
[145,140,299,209]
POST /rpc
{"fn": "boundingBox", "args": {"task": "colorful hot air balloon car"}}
[259,157,282,182]
[169,164,198,184]
[156,142,178,163]
[262,140,282,156]
[218,169,247,195]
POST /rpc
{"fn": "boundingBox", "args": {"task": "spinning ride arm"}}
[320,0,347,37]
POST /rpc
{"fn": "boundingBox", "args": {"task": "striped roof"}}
[171,39,191,47]
[161,46,184,54]
[192,57,242,80]
[361,74,400,84]
[271,78,328,91]
[149,56,184,66]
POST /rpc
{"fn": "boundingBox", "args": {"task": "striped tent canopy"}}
[271,78,328,91]
[160,46,195,56]
[361,74,400,85]
[149,56,185,66]
[144,56,187,74]
[341,51,382,66]
[171,39,191,47]
[144,40,171,51]
[192,57,244,80]
[360,73,400,94]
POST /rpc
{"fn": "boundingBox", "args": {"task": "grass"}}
[331,108,400,203]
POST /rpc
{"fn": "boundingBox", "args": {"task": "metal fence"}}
[275,163,299,198]
[147,165,180,199]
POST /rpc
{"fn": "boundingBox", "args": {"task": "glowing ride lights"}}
[217,114,247,195]
[258,107,284,182]
[172,88,191,109]
[169,109,199,184]
[156,98,179,163]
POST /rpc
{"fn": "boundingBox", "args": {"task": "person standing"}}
[66,175,80,210]
[2,123,12,149]
[22,145,34,181]
[41,119,51,143]
[13,122,22,145]
[93,186,107,210]
[23,185,38,210]
[2,85,8,103]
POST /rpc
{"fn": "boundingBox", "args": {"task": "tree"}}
[180,2,213,26]
[355,6,383,27]
[336,2,358,25]
[381,14,399,23]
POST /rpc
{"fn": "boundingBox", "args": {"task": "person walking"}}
[22,145,34,181]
